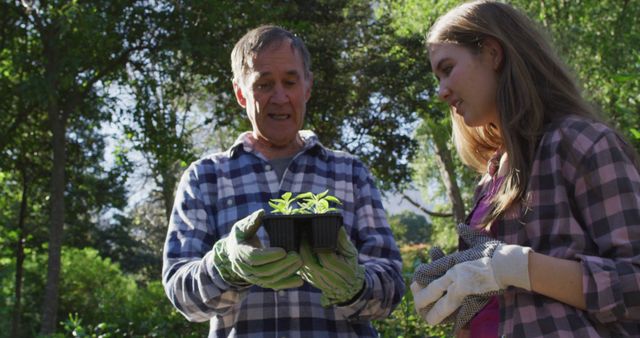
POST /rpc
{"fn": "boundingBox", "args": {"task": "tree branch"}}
[400,192,453,218]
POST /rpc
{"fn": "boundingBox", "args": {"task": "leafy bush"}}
[373,242,453,337]
[388,211,432,244]
[2,244,452,337]
[1,247,208,337]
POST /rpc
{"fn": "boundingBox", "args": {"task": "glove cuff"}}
[212,240,250,287]
[491,244,533,291]
[321,265,366,307]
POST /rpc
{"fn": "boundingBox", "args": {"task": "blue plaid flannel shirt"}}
[162,130,405,337]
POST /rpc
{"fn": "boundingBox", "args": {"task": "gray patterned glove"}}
[411,245,493,333]
[411,224,531,332]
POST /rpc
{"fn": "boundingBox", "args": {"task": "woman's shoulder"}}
[541,114,619,154]
[545,114,613,137]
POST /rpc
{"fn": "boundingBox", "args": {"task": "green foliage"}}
[296,190,343,214]
[373,243,452,337]
[374,290,452,338]
[58,247,136,327]
[429,217,459,255]
[269,192,303,215]
[269,190,342,215]
[56,313,116,338]
[513,0,640,152]
[388,211,432,244]
[1,247,209,337]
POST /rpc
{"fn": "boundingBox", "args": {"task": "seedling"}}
[268,192,303,215]
[265,190,343,252]
[297,190,342,214]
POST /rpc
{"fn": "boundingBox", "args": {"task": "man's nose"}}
[271,84,289,104]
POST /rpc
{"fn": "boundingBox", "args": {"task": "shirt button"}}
[227,199,233,206]
[278,290,286,297]
[265,164,272,171]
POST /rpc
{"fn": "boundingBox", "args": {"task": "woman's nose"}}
[437,84,450,101]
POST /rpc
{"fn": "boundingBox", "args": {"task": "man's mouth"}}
[268,113,290,120]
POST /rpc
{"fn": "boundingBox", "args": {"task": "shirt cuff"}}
[334,271,371,317]
[577,253,626,323]
[203,250,251,291]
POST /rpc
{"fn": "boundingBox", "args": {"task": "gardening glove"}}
[411,223,532,329]
[299,227,366,307]
[411,246,493,333]
[212,209,303,290]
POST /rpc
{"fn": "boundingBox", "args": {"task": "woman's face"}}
[429,42,501,128]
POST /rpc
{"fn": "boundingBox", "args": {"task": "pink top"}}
[466,175,504,338]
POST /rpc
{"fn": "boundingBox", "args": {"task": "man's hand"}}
[412,224,532,329]
[212,209,303,290]
[299,227,365,307]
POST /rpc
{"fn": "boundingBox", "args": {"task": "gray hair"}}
[231,25,311,85]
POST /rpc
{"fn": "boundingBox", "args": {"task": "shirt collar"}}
[227,130,328,160]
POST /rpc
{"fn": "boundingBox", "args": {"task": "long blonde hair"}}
[427,1,598,224]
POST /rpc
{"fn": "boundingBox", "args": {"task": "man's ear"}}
[233,81,247,108]
[305,71,313,102]
[483,37,504,70]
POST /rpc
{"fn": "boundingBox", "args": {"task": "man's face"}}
[234,40,312,147]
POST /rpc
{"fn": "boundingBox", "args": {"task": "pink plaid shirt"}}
[482,115,640,337]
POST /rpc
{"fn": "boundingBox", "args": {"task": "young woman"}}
[410,1,640,337]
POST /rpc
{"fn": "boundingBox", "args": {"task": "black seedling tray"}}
[262,213,342,252]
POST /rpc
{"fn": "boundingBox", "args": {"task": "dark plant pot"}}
[262,216,298,252]
[262,213,342,252]
[310,213,343,252]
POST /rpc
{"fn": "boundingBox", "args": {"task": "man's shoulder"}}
[192,150,233,166]
[316,145,369,168]
[182,148,243,179]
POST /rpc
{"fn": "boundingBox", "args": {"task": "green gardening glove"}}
[299,227,365,307]
[212,209,303,290]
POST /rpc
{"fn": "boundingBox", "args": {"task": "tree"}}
[388,211,431,244]
[514,0,640,151]
[2,1,167,333]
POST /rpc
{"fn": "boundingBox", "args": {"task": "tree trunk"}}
[11,167,28,338]
[40,22,65,332]
[162,172,175,223]
[40,105,66,335]
[432,133,466,224]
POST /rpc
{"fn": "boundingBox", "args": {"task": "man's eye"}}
[255,83,272,90]
[442,65,453,75]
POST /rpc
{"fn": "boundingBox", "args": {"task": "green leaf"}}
[296,192,314,199]
[317,190,329,199]
[324,196,342,204]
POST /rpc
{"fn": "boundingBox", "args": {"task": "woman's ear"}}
[483,37,504,70]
